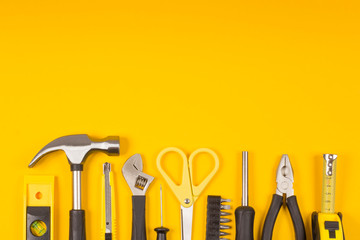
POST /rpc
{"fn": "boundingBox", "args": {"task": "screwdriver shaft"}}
[160,184,163,227]
[235,151,255,240]
[242,151,248,207]
[155,185,169,240]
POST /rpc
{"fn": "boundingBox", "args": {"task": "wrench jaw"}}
[122,154,154,196]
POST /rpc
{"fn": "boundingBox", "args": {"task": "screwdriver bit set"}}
[206,195,232,240]
[24,134,345,240]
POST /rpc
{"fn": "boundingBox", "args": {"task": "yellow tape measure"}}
[312,154,344,240]
[321,154,337,214]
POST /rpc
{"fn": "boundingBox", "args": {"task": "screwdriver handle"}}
[155,227,169,240]
[235,206,255,240]
[132,196,147,240]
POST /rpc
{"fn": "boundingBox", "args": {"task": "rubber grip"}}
[287,196,306,240]
[311,212,319,240]
[155,227,169,240]
[69,209,86,240]
[132,196,147,240]
[261,194,282,240]
[338,212,345,240]
[235,206,255,240]
[105,233,112,240]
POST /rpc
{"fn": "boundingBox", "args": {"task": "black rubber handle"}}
[261,194,282,240]
[132,196,147,240]
[287,196,306,240]
[338,212,345,240]
[69,209,86,240]
[235,206,255,240]
[105,233,112,240]
[155,227,169,240]
[311,212,319,240]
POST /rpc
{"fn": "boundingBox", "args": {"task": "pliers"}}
[261,154,306,240]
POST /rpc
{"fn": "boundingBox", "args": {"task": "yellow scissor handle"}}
[188,148,219,202]
[156,147,219,208]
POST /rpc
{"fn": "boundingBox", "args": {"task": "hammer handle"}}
[132,196,147,240]
[70,209,86,240]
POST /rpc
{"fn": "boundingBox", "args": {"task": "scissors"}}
[156,147,220,240]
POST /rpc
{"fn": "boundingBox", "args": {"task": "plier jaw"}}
[276,154,294,198]
[261,154,306,240]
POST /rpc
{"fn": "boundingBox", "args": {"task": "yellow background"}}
[0,0,359,239]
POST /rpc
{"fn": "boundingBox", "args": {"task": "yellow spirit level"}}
[312,154,344,240]
[24,176,54,240]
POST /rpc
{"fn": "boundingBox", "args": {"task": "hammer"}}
[28,134,120,240]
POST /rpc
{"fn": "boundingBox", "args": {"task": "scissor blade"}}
[181,205,193,240]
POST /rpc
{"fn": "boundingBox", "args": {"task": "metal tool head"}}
[122,154,154,195]
[28,134,120,169]
[276,154,294,197]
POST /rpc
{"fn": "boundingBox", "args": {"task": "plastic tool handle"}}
[155,227,170,240]
[70,209,86,240]
[287,196,306,240]
[235,206,255,240]
[132,196,147,240]
[261,194,282,240]
[312,212,345,240]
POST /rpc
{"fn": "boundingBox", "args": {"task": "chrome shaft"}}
[160,185,164,226]
[73,171,82,210]
[242,151,248,207]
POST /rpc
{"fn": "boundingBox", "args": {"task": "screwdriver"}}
[154,185,169,240]
[235,151,255,240]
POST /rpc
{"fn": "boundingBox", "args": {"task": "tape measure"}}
[24,176,54,240]
[312,154,344,240]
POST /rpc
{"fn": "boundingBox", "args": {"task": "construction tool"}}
[24,176,54,240]
[154,185,170,240]
[122,154,154,240]
[206,195,231,240]
[101,163,116,240]
[312,154,345,240]
[261,154,305,240]
[28,134,120,240]
[156,147,220,240]
[235,151,255,240]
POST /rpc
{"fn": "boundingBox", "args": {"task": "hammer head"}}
[28,134,120,169]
